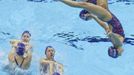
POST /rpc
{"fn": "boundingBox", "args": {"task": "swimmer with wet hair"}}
[8,30,33,69]
[40,46,63,75]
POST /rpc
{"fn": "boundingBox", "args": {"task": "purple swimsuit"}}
[86,0,125,37]
[87,0,97,4]
[107,13,125,37]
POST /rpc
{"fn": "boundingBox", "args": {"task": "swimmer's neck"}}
[21,40,29,43]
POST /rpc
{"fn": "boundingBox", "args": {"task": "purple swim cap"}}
[108,46,118,58]
[79,9,89,21]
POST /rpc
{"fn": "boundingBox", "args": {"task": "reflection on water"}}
[0,0,134,75]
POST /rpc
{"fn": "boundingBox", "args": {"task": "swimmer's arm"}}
[90,14,110,33]
[23,46,33,58]
[25,44,33,54]
[60,0,88,8]
[40,60,45,72]
[55,62,64,75]
[10,40,16,44]
[10,39,20,48]
[40,59,50,64]
[59,65,64,75]
[40,59,54,75]
[10,39,19,44]
[40,59,48,71]
[42,60,54,75]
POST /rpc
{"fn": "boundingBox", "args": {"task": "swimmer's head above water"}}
[45,46,55,60]
[21,31,31,42]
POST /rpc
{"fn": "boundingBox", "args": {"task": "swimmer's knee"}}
[78,2,88,8]
[79,2,88,5]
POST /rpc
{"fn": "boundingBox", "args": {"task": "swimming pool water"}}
[0,0,134,75]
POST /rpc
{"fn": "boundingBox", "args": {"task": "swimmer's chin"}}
[87,17,92,20]
[85,17,92,21]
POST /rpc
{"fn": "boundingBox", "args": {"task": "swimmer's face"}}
[117,47,123,56]
[21,33,31,42]
[46,48,55,59]
[81,13,92,21]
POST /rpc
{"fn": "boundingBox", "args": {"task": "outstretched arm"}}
[88,14,110,33]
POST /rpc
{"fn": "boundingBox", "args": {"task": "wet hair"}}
[45,46,54,55]
[22,30,31,37]
[108,46,118,58]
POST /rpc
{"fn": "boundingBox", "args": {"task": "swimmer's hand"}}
[86,14,95,18]
[10,40,20,48]
[23,53,28,58]
[105,27,111,34]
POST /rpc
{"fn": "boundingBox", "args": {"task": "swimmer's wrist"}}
[91,15,97,19]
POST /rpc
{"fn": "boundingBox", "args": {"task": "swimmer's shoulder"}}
[54,61,64,73]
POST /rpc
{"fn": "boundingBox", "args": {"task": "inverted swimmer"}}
[8,31,33,69]
[59,0,125,58]
[40,46,63,75]
[79,0,125,58]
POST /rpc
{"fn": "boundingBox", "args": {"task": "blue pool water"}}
[0,0,134,75]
